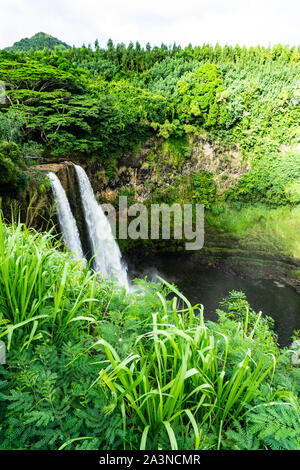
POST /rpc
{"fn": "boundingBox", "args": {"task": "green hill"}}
[5,32,70,52]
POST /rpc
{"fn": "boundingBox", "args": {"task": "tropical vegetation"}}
[0,216,299,450]
[0,35,299,208]
[0,34,299,451]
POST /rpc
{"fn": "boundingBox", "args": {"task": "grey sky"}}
[0,0,299,49]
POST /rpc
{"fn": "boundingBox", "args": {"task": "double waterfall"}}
[48,165,129,290]
[48,173,84,261]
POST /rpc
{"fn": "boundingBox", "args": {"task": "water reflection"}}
[127,252,300,347]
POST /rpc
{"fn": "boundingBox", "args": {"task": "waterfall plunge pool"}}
[126,251,300,347]
[48,166,299,347]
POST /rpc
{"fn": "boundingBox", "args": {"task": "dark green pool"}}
[127,252,300,347]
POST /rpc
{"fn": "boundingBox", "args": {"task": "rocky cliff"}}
[3,136,299,292]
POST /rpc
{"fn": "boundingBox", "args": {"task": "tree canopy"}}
[0,38,299,204]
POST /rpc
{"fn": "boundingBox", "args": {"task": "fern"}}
[0,336,125,450]
[224,421,260,450]
[246,402,300,450]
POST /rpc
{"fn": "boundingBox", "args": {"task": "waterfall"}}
[48,172,85,262]
[74,164,129,289]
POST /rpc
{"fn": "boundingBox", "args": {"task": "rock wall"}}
[33,161,74,192]
[89,136,249,203]
[72,136,299,292]
[4,136,299,292]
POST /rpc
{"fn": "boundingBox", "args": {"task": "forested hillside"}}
[0,36,300,452]
[0,37,300,277]
[0,39,299,205]
[5,32,70,52]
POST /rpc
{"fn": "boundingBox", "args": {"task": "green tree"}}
[177,64,228,129]
[0,140,27,193]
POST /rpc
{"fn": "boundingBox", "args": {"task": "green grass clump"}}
[0,213,102,348]
[92,279,281,450]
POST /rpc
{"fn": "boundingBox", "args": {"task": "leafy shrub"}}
[190,171,216,208]
[218,290,276,336]
[0,140,28,193]
[245,402,300,450]
[177,64,228,129]
[226,151,300,206]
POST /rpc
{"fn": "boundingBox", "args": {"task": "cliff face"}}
[83,136,249,203]
[4,137,299,292]
[30,136,247,206]
[67,137,299,292]
[33,161,74,191]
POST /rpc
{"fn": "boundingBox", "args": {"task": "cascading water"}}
[48,172,85,262]
[74,164,129,289]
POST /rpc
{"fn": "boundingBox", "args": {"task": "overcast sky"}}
[0,0,299,50]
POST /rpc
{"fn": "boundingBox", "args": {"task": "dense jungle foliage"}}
[0,35,299,209]
[0,36,299,451]
[0,217,299,450]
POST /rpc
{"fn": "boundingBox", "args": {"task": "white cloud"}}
[0,0,299,49]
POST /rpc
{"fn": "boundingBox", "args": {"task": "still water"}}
[127,252,300,347]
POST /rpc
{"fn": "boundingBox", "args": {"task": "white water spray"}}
[48,172,85,262]
[74,164,129,289]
